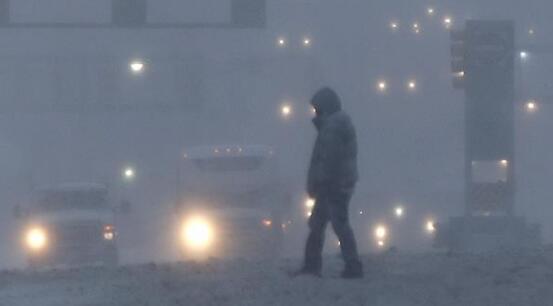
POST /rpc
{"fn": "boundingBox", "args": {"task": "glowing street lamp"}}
[281,103,292,118]
[412,23,421,34]
[427,7,435,16]
[390,21,399,31]
[425,220,436,234]
[129,60,145,74]
[277,37,287,48]
[375,225,387,240]
[123,167,135,181]
[407,80,417,91]
[443,16,453,29]
[377,80,388,93]
[520,51,529,61]
[302,37,312,48]
[526,100,538,113]
[395,206,404,218]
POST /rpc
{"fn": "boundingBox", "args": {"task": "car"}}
[176,145,291,259]
[15,183,121,268]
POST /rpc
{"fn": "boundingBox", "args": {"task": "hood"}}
[310,87,342,116]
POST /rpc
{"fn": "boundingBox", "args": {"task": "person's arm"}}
[307,124,343,196]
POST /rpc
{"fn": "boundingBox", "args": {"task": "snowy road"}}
[1,250,553,306]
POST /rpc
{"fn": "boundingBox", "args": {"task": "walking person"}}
[297,87,363,279]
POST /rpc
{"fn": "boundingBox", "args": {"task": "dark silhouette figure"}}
[299,87,363,279]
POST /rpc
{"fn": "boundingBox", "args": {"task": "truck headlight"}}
[182,216,214,250]
[26,227,47,251]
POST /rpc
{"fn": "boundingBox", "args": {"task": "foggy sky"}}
[0,0,552,244]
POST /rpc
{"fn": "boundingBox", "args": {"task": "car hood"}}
[31,210,113,224]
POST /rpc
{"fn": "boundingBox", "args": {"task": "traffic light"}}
[231,0,266,28]
[112,0,147,27]
[0,0,10,25]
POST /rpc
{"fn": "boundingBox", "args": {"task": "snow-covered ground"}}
[1,249,553,306]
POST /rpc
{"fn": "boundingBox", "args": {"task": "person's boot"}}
[341,261,363,279]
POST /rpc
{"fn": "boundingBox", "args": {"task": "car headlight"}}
[182,216,214,250]
[26,227,48,251]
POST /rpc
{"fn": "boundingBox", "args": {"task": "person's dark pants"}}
[303,189,362,273]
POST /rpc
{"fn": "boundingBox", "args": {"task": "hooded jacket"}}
[307,88,359,196]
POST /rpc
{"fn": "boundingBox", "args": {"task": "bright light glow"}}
[104,225,115,240]
[426,220,436,233]
[104,232,114,241]
[129,61,145,73]
[528,29,535,36]
[123,167,135,180]
[262,219,273,227]
[444,16,453,28]
[377,81,388,92]
[412,23,421,34]
[281,104,292,118]
[500,160,509,167]
[277,37,286,47]
[303,37,312,47]
[359,210,364,215]
[26,227,47,251]
[375,225,387,240]
[307,211,312,218]
[427,7,435,16]
[395,206,404,218]
[520,51,529,60]
[390,21,399,30]
[454,71,465,78]
[526,100,538,113]
[182,217,213,250]
[377,240,385,247]
[408,80,417,91]
[305,198,316,208]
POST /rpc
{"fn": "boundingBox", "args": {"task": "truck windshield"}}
[34,190,109,213]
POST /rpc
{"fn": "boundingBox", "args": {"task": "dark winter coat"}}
[307,88,359,197]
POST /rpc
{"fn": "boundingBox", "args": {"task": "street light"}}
[427,7,435,16]
[375,225,387,240]
[520,51,529,61]
[129,60,145,74]
[123,167,135,181]
[302,37,312,48]
[377,80,388,93]
[394,206,404,218]
[443,16,453,29]
[281,103,292,118]
[412,23,421,34]
[526,100,538,113]
[407,80,417,91]
[277,37,287,48]
[425,220,436,234]
[390,21,399,31]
